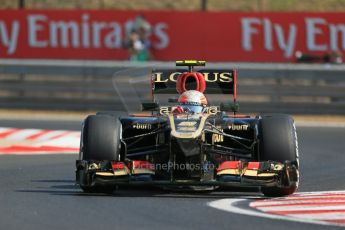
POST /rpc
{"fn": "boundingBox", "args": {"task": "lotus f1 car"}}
[76,60,299,197]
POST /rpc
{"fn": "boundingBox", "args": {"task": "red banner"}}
[0,10,344,62]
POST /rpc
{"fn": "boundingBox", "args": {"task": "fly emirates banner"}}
[0,10,344,62]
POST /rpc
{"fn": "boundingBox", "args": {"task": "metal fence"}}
[0,59,344,114]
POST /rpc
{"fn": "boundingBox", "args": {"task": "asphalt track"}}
[0,119,345,230]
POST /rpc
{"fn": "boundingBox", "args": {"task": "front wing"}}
[76,160,298,189]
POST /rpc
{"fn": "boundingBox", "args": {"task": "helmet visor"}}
[181,104,204,113]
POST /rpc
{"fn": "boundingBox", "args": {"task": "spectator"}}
[124,15,152,61]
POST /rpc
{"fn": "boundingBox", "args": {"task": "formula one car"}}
[76,60,299,197]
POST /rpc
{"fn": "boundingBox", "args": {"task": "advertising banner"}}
[0,10,344,62]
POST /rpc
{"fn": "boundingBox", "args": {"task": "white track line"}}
[256,205,345,212]
[287,213,345,220]
[207,199,340,227]
[208,191,345,227]
[251,199,345,207]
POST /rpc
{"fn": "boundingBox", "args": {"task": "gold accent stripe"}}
[217,169,241,176]
[96,172,115,176]
[243,170,276,177]
[96,169,130,177]
[169,114,210,139]
[114,169,130,176]
[132,168,155,175]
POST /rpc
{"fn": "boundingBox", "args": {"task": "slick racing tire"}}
[96,111,127,117]
[258,114,299,197]
[82,115,121,161]
[80,115,122,194]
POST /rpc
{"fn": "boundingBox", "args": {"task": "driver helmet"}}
[176,90,208,113]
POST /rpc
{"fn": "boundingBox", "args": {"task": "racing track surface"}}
[0,119,345,230]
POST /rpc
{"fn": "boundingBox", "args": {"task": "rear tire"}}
[258,114,299,197]
[80,115,122,194]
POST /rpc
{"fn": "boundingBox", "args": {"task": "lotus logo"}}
[154,72,233,83]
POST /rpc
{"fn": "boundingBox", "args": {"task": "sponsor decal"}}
[159,106,218,115]
[212,128,224,143]
[204,106,218,115]
[154,72,233,83]
[212,134,224,143]
[132,123,152,129]
[177,121,198,132]
[228,124,249,131]
[177,121,197,127]
[178,127,197,131]
[2,10,344,61]
[159,106,170,115]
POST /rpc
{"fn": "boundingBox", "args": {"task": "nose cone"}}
[175,138,201,157]
[169,115,204,157]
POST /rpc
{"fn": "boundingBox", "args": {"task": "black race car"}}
[76,60,299,197]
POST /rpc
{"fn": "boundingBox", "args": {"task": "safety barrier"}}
[0,59,344,114]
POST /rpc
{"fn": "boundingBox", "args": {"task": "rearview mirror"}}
[220,102,239,112]
[141,102,159,111]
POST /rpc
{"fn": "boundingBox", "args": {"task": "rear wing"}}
[151,69,237,96]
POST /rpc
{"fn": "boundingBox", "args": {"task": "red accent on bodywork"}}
[247,162,260,170]
[112,162,126,170]
[217,161,241,171]
[130,113,153,117]
[173,106,185,114]
[132,160,155,170]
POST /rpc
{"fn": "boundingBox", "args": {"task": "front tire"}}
[80,115,122,194]
[258,114,299,197]
[81,115,121,161]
